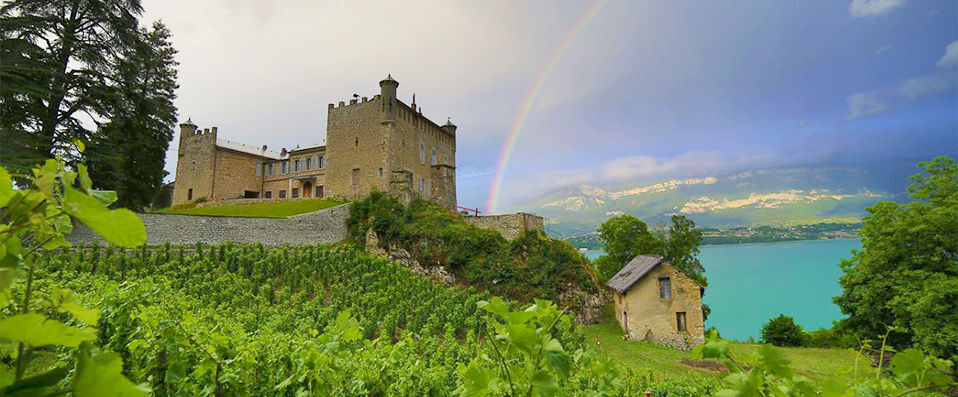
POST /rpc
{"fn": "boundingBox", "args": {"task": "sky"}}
[142,0,958,213]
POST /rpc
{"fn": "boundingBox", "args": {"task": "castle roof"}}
[289,142,326,153]
[607,255,665,294]
[215,139,285,160]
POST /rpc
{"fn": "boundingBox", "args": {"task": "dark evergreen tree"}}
[86,22,178,209]
[0,0,143,170]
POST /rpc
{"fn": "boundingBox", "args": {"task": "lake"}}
[583,239,860,341]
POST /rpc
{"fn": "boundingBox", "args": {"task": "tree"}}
[86,21,178,209]
[761,314,804,346]
[596,214,705,286]
[0,0,144,169]
[835,156,958,363]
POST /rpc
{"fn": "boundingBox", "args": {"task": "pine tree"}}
[86,22,178,209]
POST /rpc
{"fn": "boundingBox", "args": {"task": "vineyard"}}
[16,243,715,395]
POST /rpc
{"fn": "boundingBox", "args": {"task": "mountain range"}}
[507,159,921,237]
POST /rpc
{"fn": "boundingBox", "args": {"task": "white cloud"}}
[600,151,725,181]
[874,45,892,55]
[849,0,906,17]
[846,91,886,120]
[937,40,958,67]
[896,74,955,100]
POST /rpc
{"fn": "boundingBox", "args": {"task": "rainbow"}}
[485,0,612,214]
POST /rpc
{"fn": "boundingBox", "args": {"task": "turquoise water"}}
[583,239,860,341]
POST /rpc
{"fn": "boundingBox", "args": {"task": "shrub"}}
[761,314,803,346]
[801,327,856,348]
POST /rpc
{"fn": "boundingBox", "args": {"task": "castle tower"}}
[379,74,398,125]
[172,119,218,205]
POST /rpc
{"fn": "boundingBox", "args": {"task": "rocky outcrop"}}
[558,286,608,324]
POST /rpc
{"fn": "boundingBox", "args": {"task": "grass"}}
[582,311,862,382]
[155,198,344,218]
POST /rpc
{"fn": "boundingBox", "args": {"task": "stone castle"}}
[172,75,457,208]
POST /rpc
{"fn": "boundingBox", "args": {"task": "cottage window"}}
[617,294,622,304]
[187,188,193,201]
[352,168,360,187]
[658,277,671,299]
[676,312,687,332]
[279,189,287,198]
[265,191,272,199]
[292,188,299,198]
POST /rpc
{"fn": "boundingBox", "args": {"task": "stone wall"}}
[67,204,351,247]
[612,262,705,350]
[463,213,544,240]
[325,97,389,201]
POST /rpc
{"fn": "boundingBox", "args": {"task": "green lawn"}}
[155,199,344,218]
[582,313,862,382]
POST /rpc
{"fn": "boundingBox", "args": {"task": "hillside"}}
[510,160,917,236]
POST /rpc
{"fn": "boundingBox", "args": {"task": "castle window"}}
[676,312,687,332]
[419,178,424,193]
[306,157,312,170]
[316,185,324,198]
[378,168,384,178]
[352,168,360,187]
[292,188,299,198]
[431,149,437,165]
[318,156,325,169]
[294,159,301,172]
[282,162,288,174]
[443,154,449,165]
[419,143,425,164]
[427,179,432,196]
[256,163,262,176]
[187,188,193,201]
[265,191,272,199]
[190,161,196,171]
[269,163,275,176]
[279,189,287,198]
[355,137,359,147]
[659,277,671,299]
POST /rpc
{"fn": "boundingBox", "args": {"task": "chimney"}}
[281,148,287,156]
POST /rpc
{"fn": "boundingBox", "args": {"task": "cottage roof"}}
[606,254,664,294]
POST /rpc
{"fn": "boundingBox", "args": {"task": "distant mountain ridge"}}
[509,160,918,236]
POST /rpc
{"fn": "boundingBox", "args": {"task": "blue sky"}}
[145,0,957,212]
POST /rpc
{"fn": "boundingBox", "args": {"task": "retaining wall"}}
[67,204,350,246]
[463,213,544,240]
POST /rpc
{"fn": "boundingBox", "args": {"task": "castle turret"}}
[442,118,457,136]
[379,74,398,125]
[178,118,198,144]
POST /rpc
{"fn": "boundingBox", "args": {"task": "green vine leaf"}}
[0,313,95,347]
[73,342,150,396]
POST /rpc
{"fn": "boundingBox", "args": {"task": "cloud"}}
[848,0,906,18]
[896,74,955,100]
[874,45,892,55]
[937,40,958,67]
[600,151,725,181]
[846,91,886,120]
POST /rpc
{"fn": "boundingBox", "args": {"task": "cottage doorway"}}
[303,182,313,198]
[622,311,628,332]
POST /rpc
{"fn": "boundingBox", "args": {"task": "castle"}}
[172,75,457,209]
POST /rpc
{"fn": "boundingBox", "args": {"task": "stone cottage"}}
[607,255,705,350]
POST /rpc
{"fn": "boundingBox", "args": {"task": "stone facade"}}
[171,75,457,209]
[67,204,350,246]
[612,261,705,350]
[463,213,544,240]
